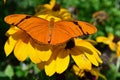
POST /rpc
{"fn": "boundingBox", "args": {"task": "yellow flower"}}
[37,38,102,76]
[90,69,107,80]
[34,0,72,22]
[73,65,107,80]
[96,33,116,51]
[4,26,52,63]
[72,65,85,77]
[116,41,120,57]
[35,0,72,21]
[71,39,102,69]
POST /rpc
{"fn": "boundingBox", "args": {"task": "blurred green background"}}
[0,0,120,80]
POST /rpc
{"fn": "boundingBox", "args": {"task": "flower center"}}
[52,3,60,11]
[65,39,75,49]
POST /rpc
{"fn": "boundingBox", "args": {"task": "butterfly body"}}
[4,14,97,45]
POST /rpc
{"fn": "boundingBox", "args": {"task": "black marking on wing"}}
[13,15,32,26]
[73,21,89,35]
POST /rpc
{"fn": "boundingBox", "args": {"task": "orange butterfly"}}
[4,14,97,45]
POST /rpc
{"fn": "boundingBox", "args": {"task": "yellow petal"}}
[13,31,41,63]
[5,30,27,56]
[109,42,116,51]
[96,36,109,44]
[14,39,28,61]
[37,14,61,21]
[75,39,93,48]
[75,39,99,54]
[96,36,112,44]
[117,41,120,45]
[71,49,92,70]
[92,49,103,63]
[73,65,85,77]
[87,44,103,64]
[89,68,107,80]
[37,50,52,61]
[117,41,120,57]
[86,39,98,45]
[28,42,41,64]
[117,47,120,57]
[56,49,70,73]
[82,40,102,64]
[84,52,98,66]
[43,0,56,10]
[35,44,52,61]
[59,8,72,20]
[73,65,81,75]
[77,46,99,66]
[44,51,58,76]
[83,45,102,64]
[74,38,103,64]
[4,36,17,56]
[96,33,114,45]
[5,26,20,36]
[73,65,80,73]
[45,58,56,76]
[108,33,114,40]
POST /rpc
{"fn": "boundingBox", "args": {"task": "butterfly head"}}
[49,18,55,28]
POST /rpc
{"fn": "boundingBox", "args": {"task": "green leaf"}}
[15,70,26,77]
[105,26,114,33]
[33,65,40,74]
[115,31,120,37]
[0,71,10,80]
[4,65,14,78]
[115,25,120,36]
[104,64,120,80]
[14,66,27,77]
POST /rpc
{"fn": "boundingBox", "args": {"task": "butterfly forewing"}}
[4,14,30,26]
[50,21,83,44]
[77,21,97,35]
[4,14,50,44]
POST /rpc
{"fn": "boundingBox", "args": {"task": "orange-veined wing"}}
[4,14,50,44]
[50,20,97,44]
[50,21,83,44]
[4,14,97,45]
[76,21,97,35]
